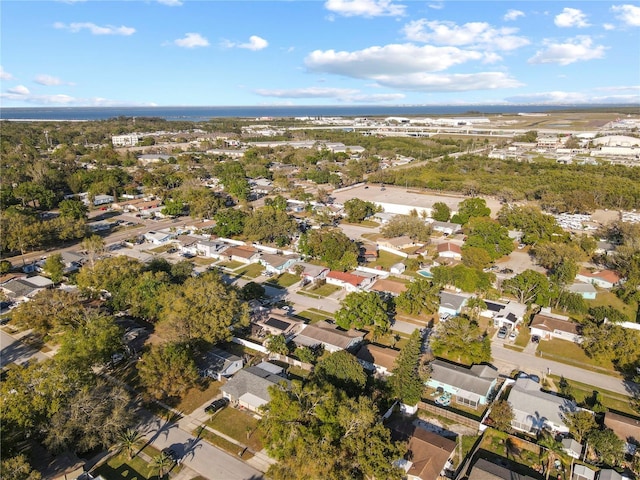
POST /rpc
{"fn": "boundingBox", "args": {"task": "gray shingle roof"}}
[430,360,497,396]
[508,378,577,430]
[221,366,289,403]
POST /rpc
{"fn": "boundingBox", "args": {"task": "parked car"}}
[497,326,508,339]
[531,335,540,343]
[205,397,229,414]
[508,331,517,341]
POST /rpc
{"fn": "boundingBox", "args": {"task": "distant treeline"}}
[368,155,640,212]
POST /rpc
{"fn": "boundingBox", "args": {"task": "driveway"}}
[0,329,49,368]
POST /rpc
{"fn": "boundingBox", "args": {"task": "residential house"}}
[224,245,261,264]
[373,212,397,224]
[575,269,622,289]
[293,321,364,353]
[259,253,299,275]
[361,244,379,262]
[597,470,625,480]
[594,241,616,256]
[398,427,456,480]
[566,282,597,300]
[467,458,537,480]
[369,278,408,297]
[220,365,290,413]
[355,344,399,376]
[426,360,498,409]
[292,262,329,285]
[254,313,304,339]
[143,230,176,245]
[430,221,461,236]
[174,235,200,256]
[200,347,243,381]
[604,411,640,454]
[196,239,229,259]
[59,251,85,274]
[2,276,53,302]
[562,438,583,459]
[326,270,374,292]
[438,291,469,318]
[507,377,578,434]
[377,236,419,251]
[437,242,462,260]
[186,219,217,233]
[573,465,596,480]
[481,300,527,329]
[529,312,582,343]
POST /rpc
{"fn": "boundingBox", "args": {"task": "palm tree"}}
[466,296,487,322]
[150,452,173,479]
[539,431,565,480]
[116,428,142,460]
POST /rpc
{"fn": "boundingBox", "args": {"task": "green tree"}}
[266,333,290,355]
[240,281,266,300]
[294,346,317,364]
[150,452,174,479]
[466,296,488,322]
[161,198,183,217]
[538,432,565,480]
[395,278,439,316]
[138,342,200,400]
[128,270,170,320]
[43,253,65,283]
[502,269,551,305]
[1,455,42,480]
[58,199,88,220]
[431,202,451,222]
[464,217,514,261]
[431,316,491,364]
[562,410,596,443]
[315,350,367,396]
[76,256,144,310]
[44,381,133,455]
[212,208,248,237]
[298,228,359,271]
[389,330,424,405]
[56,313,124,370]
[335,291,389,337]
[587,428,625,467]
[343,198,377,223]
[451,197,490,225]
[380,214,432,242]
[533,242,584,271]
[461,246,492,270]
[0,210,44,256]
[264,194,288,211]
[431,264,494,293]
[10,289,86,335]
[244,206,298,245]
[115,428,143,460]
[260,382,404,480]
[488,400,514,432]
[580,321,640,371]
[0,259,12,274]
[497,205,564,245]
[157,271,249,344]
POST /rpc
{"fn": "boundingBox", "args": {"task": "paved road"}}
[0,329,48,368]
[138,414,264,480]
[491,337,637,397]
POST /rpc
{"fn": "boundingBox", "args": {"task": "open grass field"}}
[584,290,637,321]
[548,374,637,416]
[536,339,619,375]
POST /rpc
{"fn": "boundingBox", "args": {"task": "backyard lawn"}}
[295,310,332,324]
[206,407,264,452]
[234,263,265,279]
[301,283,341,297]
[585,290,637,321]
[93,452,162,480]
[266,272,300,288]
[369,251,406,270]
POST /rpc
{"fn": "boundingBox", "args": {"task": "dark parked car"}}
[531,335,540,343]
[497,326,508,339]
[205,397,229,414]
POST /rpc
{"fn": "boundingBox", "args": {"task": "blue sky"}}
[1,0,639,107]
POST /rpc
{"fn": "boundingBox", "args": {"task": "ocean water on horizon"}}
[0,104,632,121]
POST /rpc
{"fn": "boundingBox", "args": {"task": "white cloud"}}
[240,35,268,51]
[372,72,523,92]
[603,23,616,30]
[254,86,404,103]
[611,4,640,26]
[554,8,590,28]
[324,0,405,18]
[0,90,155,106]
[403,19,529,51]
[305,44,483,77]
[428,3,444,10]
[0,66,15,80]
[528,36,606,65]
[174,33,209,48]
[504,9,525,21]
[35,74,73,86]
[7,85,30,95]
[157,0,183,5]
[54,22,135,36]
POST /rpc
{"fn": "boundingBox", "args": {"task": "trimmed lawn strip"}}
[296,310,331,324]
[547,374,636,416]
[301,283,341,297]
[265,272,300,288]
[197,428,254,460]
[536,339,619,376]
[235,263,264,279]
[219,261,244,270]
[94,453,158,480]
[369,250,406,270]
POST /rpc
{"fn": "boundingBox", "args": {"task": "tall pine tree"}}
[389,329,424,406]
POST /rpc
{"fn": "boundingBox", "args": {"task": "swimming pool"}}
[417,270,433,278]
